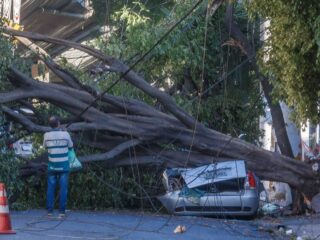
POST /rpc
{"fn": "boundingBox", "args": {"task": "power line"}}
[66,0,205,128]
[11,1,305,238]
[70,0,208,224]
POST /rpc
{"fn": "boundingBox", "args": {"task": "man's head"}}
[49,116,60,128]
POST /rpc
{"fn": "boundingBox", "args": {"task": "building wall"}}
[280,102,300,157]
[301,121,320,161]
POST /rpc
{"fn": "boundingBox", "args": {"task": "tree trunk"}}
[1,27,319,199]
[224,2,294,158]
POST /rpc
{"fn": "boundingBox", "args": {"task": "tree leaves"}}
[246,0,320,123]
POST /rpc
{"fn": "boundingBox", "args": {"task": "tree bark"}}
[224,2,294,158]
[1,28,319,199]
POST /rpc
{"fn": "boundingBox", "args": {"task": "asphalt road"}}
[2,210,278,240]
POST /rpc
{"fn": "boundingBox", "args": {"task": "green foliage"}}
[91,0,175,25]
[0,21,37,91]
[114,2,151,30]
[91,0,264,141]
[0,29,38,207]
[0,23,14,90]
[16,164,163,211]
[0,148,24,202]
[195,79,264,142]
[16,132,163,211]
[68,164,163,210]
[245,0,320,123]
[0,115,24,204]
[0,1,265,210]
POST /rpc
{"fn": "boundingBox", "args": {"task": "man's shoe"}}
[58,213,66,219]
[47,212,53,217]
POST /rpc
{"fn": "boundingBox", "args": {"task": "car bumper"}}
[158,191,259,217]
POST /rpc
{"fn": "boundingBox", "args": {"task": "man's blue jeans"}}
[46,172,69,213]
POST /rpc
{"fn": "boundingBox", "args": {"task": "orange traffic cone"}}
[0,183,15,234]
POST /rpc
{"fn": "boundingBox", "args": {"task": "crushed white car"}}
[158,160,260,217]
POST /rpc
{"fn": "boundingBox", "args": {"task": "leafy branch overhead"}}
[0,1,319,201]
[0,25,319,199]
[245,0,320,123]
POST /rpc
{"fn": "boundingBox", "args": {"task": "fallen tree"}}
[1,27,319,199]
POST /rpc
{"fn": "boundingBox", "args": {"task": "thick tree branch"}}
[224,2,294,158]
[80,139,142,163]
[4,28,116,66]
[0,88,37,103]
[209,0,224,17]
[8,34,182,121]
[1,26,319,198]
[5,28,206,132]
[2,106,50,132]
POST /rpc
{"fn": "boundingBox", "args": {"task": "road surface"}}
[4,210,279,240]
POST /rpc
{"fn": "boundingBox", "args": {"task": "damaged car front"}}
[158,160,260,217]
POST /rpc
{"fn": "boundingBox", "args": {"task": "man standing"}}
[43,116,73,218]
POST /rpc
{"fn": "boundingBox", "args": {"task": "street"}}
[3,210,283,240]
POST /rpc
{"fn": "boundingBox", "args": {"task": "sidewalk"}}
[282,214,320,239]
[254,214,320,240]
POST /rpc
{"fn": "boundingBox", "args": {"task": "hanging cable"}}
[66,0,205,127]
